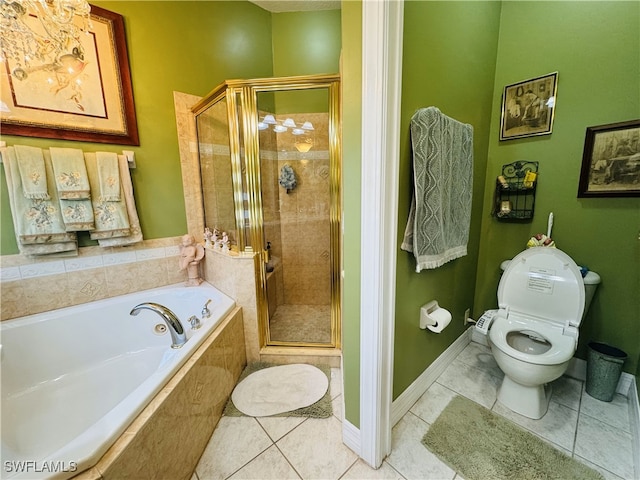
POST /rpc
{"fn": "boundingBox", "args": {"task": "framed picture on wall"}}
[577,119,640,198]
[0,5,139,145]
[499,72,558,141]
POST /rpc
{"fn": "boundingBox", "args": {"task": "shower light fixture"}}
[257,116,315,151]
[283,118,296,128]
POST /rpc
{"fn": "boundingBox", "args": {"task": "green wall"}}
[271,10,341,114]
[272,10,341,76]
[393,1,502,397]
[475,1,640,376]
[340,0,362,427]
[1,1,273,255]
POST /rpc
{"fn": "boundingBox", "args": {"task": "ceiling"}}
[248,0,341,12]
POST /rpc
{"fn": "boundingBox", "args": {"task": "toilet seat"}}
[489,314,577,366]
[491,248,585,366]
[498,248,585,328]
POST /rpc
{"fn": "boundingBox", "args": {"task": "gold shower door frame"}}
[194,74,342,350]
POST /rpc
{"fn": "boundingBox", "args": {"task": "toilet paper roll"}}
[427,307,452,333]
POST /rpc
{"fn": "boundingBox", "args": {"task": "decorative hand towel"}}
[14,145,50,200]
[1,147,78,256]
[96,151,121,201]
[58,198,95,231]
[96,154,143,247]
[85,152,131,239]
[50,147,91,199]
[401,107,473,271]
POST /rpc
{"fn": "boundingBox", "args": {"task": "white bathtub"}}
[1,282,235,480]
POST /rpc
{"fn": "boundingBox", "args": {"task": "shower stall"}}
[191,74,341,350]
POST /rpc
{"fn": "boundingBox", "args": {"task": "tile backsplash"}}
[0,236,187,321]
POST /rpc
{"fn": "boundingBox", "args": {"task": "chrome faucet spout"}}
[130,302,187,348]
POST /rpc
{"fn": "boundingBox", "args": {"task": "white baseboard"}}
[342,418,361,456]
[390,328,472,426]
[628,378,640,480]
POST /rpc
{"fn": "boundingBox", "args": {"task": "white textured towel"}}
[401,107,473,271]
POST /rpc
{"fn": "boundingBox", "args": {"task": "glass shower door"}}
[256,88,334,346]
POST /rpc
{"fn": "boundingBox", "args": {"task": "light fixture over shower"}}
[1,0,92,80]
[258,115,315,152]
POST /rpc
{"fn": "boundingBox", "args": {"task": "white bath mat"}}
[231,364,329,417]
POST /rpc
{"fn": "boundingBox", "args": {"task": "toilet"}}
[488,247,600,419]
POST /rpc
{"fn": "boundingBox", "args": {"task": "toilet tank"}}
[582,271,601,318]
[500,259,600,319]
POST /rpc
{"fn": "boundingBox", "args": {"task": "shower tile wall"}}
[260,112,331,306]
[174,91,205,238]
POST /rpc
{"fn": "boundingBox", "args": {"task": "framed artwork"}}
[577,120,640,198]
[500,72,558,141]
[0,5,139,145]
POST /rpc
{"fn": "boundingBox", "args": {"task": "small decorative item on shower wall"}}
[279,164,297,194]
[577,119,640,198]
[500,72,558,141]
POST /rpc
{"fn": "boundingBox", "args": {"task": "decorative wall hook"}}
[279,164,297,194]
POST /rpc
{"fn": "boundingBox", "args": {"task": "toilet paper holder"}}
[420,300,443,329]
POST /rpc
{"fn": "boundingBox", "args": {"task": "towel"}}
[58,195,95,232]
[96,154,143,247]
[85,152,131,239]
[401,107,473,271]
[96,151,121,201]
[14,145,50,200]
[1,147,78,256]
[50,147,91,199]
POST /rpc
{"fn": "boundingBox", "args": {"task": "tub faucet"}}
[201,299,212,319]
[130,302,187,348]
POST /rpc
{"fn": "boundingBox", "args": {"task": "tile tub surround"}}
[0,237,188,321]
[202,247,260,362]
[72,307,246,480]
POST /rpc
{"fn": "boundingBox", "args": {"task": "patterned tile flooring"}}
[192,341,636,480]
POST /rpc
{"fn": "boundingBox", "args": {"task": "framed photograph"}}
[577,120,640,198]
[0,5,139,145]
[500,72,558,141]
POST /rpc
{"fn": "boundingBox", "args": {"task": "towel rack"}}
[0,142,136,169]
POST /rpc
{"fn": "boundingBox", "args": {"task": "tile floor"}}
[269,304,331,344]
[192,341,636,480]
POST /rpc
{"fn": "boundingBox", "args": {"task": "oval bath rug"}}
[231,363,329,417]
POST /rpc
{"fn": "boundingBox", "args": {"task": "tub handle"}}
[189,315,202,330]
[201,299,212,319]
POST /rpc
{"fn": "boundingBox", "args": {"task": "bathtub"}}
[1,282,236,480]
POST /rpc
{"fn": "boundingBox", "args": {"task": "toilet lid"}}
[498,248,585,327]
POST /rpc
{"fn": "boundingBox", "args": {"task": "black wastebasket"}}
[586,342,627,402]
